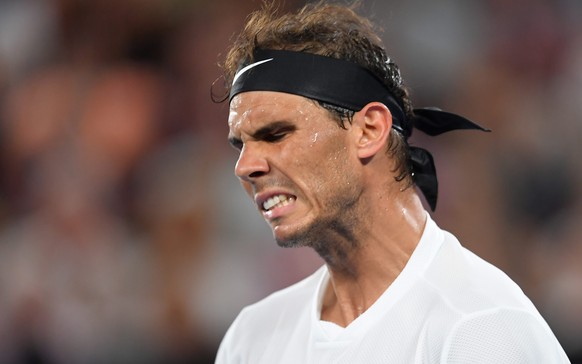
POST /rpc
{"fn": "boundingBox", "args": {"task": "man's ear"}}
[352,102,393,159]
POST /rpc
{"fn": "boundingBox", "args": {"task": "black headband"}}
[229,49,490,210]
[230,49,407,135]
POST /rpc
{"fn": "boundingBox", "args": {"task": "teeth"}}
[263,194,294,211]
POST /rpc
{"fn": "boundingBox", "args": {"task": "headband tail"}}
[412,108,491,136]
[409,146,438,211]
[408,108,490,211]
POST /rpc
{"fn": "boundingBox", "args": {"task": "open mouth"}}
[262,194,296,211]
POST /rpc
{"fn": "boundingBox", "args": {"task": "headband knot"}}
[230,49,490,210]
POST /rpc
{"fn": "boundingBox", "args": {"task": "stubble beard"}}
[274,188,364,276]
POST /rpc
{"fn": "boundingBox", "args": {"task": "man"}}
[215,2,569,363]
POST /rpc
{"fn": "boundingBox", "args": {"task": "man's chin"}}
[271,217,324,248]
[272,228,310,249]
[275,237,303,248]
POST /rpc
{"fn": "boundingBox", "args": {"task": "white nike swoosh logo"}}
[232,58,274,85]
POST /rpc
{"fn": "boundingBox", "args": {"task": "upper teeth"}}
[263,194,294,211]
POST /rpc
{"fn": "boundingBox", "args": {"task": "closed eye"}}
[254,122,296,144]
[228,121,296,151]
[228,136,243,151]
[262,128,292,143]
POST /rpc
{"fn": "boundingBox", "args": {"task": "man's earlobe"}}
[354,102,393,159]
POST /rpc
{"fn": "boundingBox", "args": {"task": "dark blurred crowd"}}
[0,0,580,363]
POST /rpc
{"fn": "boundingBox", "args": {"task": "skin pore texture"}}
[228,91,427,327]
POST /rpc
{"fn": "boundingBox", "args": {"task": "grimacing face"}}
[228,91,366,249]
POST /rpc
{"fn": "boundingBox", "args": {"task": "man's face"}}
[228,91,363,248]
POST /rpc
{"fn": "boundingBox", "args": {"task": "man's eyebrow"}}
[228,120,296,149]
[251,120,295,140]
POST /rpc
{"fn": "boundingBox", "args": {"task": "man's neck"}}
[319,193,427,327]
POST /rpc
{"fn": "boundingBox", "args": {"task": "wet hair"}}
[220,1,414,184]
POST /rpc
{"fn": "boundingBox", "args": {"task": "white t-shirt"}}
[216,215,569,363]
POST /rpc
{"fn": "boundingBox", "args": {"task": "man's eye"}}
[264,133,286,142]
[229,139,243,151]
[264,128,294,142]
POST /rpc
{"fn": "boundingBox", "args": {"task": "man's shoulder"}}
[216,266,326,363]
[424,228,538,313]
[235,265,325,325]
[416,227,568,362]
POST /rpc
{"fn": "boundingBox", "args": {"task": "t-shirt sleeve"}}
[441,308,570,363]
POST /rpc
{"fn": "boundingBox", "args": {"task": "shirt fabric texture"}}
[216,214,570,363]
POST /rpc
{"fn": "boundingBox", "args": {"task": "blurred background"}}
[0,0,580,363]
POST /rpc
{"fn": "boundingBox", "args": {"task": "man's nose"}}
[234,143,269,181]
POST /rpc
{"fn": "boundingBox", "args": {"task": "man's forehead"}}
[228,91,314,129]
[230,91,309,111]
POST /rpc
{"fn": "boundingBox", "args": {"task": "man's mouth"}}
[262,194,296,211]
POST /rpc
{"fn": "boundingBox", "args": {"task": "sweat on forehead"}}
[229,91,321,127]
